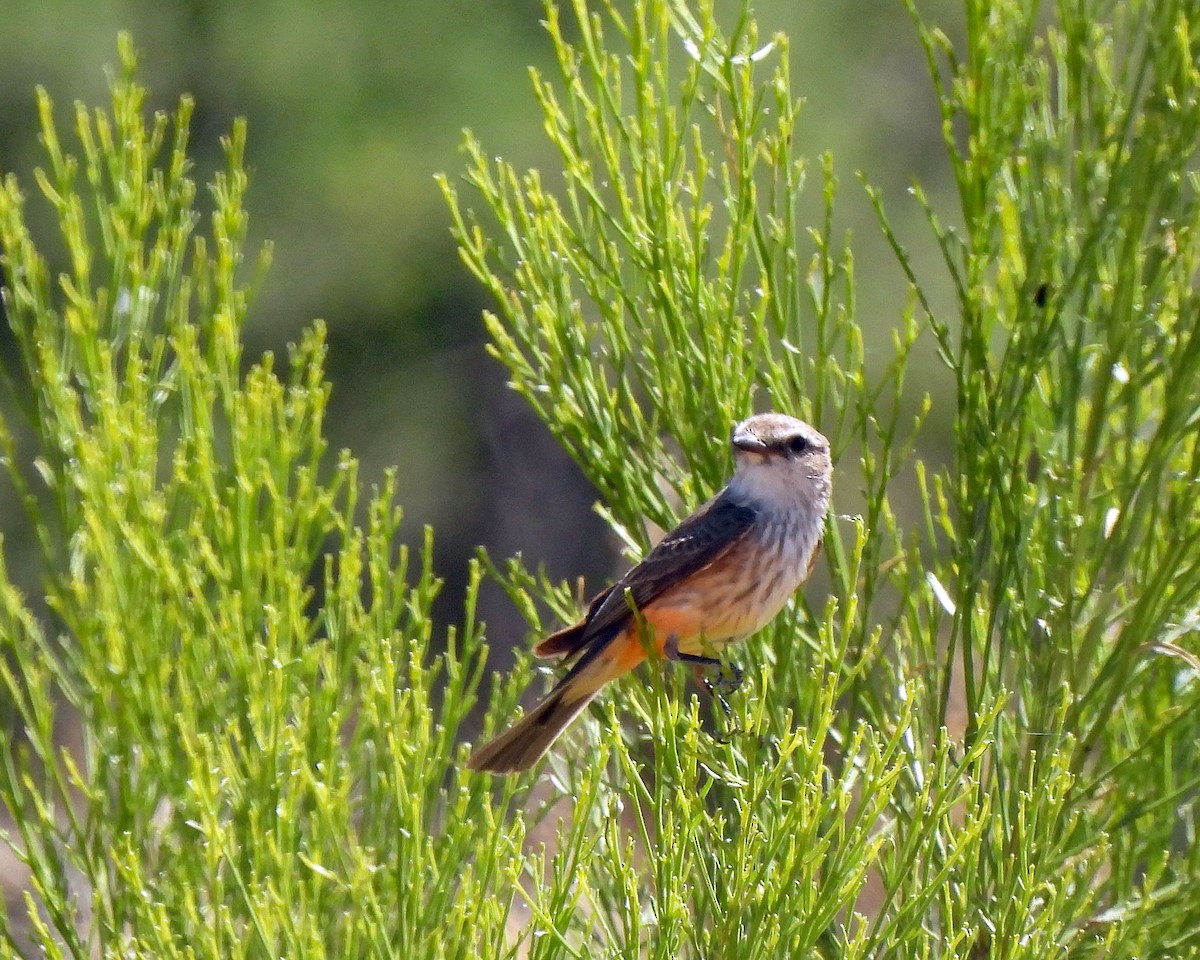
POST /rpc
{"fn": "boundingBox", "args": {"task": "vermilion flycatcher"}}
[468,412,832,774]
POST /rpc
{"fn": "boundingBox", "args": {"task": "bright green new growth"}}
[0,1,1196,959]
[444,0,1200,956]
[0,35,518,960]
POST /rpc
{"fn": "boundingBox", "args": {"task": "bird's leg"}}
[709,661,744,695]
[662,634,721,683]
[662,635,743,693]
[663,635,742,741]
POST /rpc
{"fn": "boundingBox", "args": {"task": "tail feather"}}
[470,623,642,775]
[467,687,596,774]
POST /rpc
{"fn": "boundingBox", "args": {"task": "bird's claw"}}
[705,661,743,695]
[698,662,744,742]
[663,635,745,742]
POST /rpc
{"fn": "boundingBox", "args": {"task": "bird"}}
[467,412,832,774]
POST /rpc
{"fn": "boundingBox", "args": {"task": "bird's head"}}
[728,412,832,512]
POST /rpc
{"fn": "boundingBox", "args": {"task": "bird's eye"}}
[788,435,808,455]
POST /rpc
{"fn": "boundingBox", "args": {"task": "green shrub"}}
[0,0,1198,956]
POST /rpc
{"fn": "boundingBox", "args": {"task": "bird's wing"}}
[534,586,614,657]
[576,491,757,645]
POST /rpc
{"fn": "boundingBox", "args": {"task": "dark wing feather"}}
[534,586,616,657]
[574,490,756,647]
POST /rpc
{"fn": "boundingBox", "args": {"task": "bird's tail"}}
[466,684,597,774]
[467,631,642,774]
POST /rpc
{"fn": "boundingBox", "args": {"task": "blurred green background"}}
[0,0,957,644]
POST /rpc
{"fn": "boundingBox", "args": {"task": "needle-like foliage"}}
[0,35,524,960]
[0,0,1198,956]
[443,0,1200,956]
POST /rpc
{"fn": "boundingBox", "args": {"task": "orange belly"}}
[639,539,795,657]
[571,533,806,694]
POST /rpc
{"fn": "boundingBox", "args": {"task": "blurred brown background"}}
[0,0,958,652]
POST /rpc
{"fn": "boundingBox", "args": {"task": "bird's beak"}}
[732,426,768,454]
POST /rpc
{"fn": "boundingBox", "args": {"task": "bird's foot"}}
[704,661,744,696]
[662,636,744,742]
